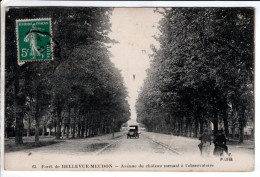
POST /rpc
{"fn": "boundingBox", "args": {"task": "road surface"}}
[4,131,254,171]
[100,132,178,155]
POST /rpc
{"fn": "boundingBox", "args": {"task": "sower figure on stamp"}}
[24,24,46,59]
[213,129,228,156]
[198,129,211,157]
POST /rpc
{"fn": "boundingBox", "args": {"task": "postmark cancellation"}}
[16,18,53,65]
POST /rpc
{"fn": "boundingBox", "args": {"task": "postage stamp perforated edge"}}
[15,18,53,65]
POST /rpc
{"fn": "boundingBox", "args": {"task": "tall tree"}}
[136,8,254,142]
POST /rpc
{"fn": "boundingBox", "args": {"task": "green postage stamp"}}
[16,18,52,64]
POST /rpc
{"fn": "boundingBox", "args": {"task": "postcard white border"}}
[1,1,260,177]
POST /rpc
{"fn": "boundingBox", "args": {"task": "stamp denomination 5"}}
[16,18,53,64]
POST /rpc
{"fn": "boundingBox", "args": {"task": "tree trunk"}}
[27,117,31,137]
[72,108,76,138]
[66,125,69,139]
[101,121,104,135]
[239,108,245,143]
[61,121,66,139]
[42,126,46,136]
[194,121,198,138]
[92,121,95,136]
[72,116,76,138]
[66,107,71,139]
[14,77,23,145]
[180,120,183,136]
[222,99,229,138]
[185,121,189,137]
[212,110,218,137]
[35,117,40,143]
[77,120,81,138]
[85,119,89,138]
[239,123,244,143]
[189,124,192,137]
[199,120,204,135]
[56,122,61,139]
[223,115,229,138]
[56,111,62,140]
[54,125,57,136]
[172,120,176,135]
[177,121,181,136]
[112,123,115,138]
[5,126,8,138]
[81,117,86,137]
[104,125,107,134]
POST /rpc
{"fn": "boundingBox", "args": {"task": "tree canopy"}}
[5,7,130,144]
[136,8,254,142]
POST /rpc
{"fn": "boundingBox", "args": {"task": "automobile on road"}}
[127,125,139,139]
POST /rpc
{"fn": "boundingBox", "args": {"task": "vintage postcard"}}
[1,0,256,174]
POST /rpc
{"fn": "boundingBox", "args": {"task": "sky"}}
[109,8,162,120]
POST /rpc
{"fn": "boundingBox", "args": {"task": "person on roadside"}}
[198,129,211,157]
[213,129,228,156]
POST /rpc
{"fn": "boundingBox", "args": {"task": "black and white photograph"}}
[1,1,255,173]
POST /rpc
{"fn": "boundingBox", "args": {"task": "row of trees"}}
[5,7,130,144]
[136,8,254,143]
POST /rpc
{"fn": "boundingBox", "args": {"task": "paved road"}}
[5,131,178,171]
[5,131,254,171]
[5,131,253,156]
[100,132,177,155]
[5,131,178,156]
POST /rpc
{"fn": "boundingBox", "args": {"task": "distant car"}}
[127,125,139,139]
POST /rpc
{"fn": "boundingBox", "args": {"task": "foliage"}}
[5,7,130,143]
[136,8,254,142]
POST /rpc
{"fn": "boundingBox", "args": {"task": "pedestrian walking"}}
[198,129,211,157]
[213,129,228,156]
